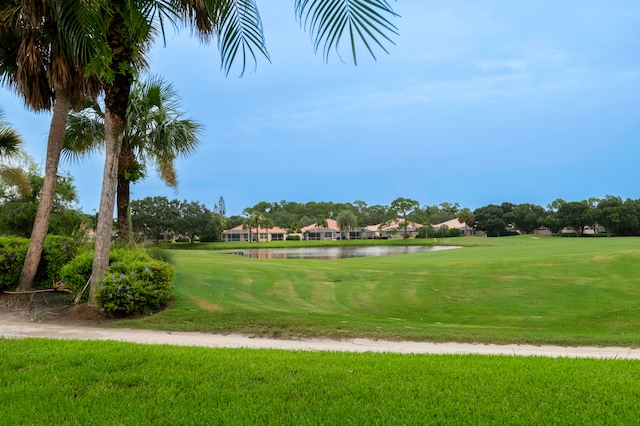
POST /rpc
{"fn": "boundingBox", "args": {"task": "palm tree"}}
[63,76,202,244]
[1,0,104,290]
[336,210,357,240]
[0,107,22,160]
[0,107,30,197]
[457,208,475,237]
[89,0,399,303]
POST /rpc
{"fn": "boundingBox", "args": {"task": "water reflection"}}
[235,246,460,260]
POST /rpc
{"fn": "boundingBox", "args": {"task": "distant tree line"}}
[217,196,640,238]
[128,195,640,240]
[130,197,224,243]
[473,197,640,237]
[230,199,463,232]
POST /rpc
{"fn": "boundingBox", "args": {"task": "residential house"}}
[432,218,485,237]
[301,219,341,240]
[377,219,423,239]
[222,225,288,242]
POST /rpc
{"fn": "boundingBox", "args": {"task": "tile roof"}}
[301,218,340,232]
[223,225,288,233]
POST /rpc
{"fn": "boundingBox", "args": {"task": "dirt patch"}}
[0,291,107,324]
[186,295,223,312]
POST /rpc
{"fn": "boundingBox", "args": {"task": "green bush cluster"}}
[0,237,28,291]
[286,235,301,241]
[0,236,79,291]
[59,251,94,297]
[96,250,175,317]
[427,225,461,238]
[61,248,175,316]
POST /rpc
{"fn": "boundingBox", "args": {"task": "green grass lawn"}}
[2,338,639,424]
[120,236,640,346]
[4,236,640,424]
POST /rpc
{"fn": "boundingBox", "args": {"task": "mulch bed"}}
[0,291,104,322]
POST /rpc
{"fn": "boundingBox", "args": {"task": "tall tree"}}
[89,0,398,303]
[596,195,623,237]
[513,203,545,234]
[474,204,509,237]
[390,197,419,239]
[456,208,475,236]
[1,0,103,290]
[63,76,202,244]
[557,201,592,236]
[213,195,226,217]
[336,209,357,240]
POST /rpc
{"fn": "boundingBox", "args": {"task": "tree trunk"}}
[116,144,134,245]
[17,89,71,290]
[88,5,133,306]
[88,109,124,305]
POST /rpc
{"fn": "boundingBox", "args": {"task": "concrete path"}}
[1,321,639,359]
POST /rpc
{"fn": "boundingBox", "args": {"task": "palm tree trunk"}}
[88,5,133,306]
[116,175,131,244]
[88,109,124,305]
[116,145,135,245]
[17,89,71,290]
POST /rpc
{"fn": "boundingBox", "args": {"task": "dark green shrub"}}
[286,235,300,241]
[96,249,175,317]
[35,236,79,286]
[0,236,79,291]
[447,228,461,237]
[60,249,176,313]
[59,251,95,298]
[144,247,174,264]
[0,237,28,291]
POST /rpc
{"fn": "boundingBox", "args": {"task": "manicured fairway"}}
[123,236,640,346]
[2,338,639,424]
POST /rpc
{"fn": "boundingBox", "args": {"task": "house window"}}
[324,232,333,238]
[260,233,268,239]
[272,233,284,241]
[229,234,240,241]
[309,232,320,240]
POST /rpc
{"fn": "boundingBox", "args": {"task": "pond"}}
[231,245,460,260]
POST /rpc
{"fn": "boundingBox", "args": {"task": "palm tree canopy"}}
[164,0,398,77]
[294,0,398,65]
[336,210,357,232]
[0,0,105,110]
[63,75,202,187]
[0,107,23,161]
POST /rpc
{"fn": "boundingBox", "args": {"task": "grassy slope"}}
[122,236,640,346]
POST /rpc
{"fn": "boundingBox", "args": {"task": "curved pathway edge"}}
[1,321,639,359]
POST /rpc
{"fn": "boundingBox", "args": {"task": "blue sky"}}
[2,1,639,216]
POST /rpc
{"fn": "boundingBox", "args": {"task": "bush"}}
[60,249,175,315]
[95,250,175,317]
[447,228,461,238]
[59,251,94,297]
[35,236,79,286]
[144,247,174,265]
[0,237,28,291]
[0,236,80,291]
[286,235,300,241]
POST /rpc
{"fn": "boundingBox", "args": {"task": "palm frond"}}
[294,0,398,65]
[62,102,106,163]
[0,107,24,161]
[215,0,270,76]
[0,166,31,198]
